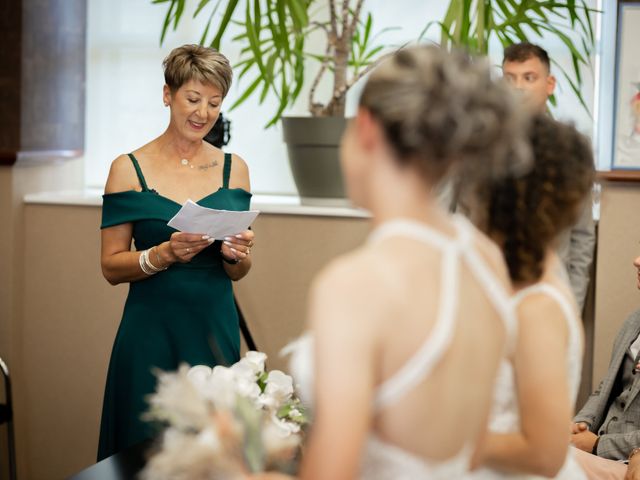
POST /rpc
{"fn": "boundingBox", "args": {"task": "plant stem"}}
[349,0,365,38]
[309,41,333,116]
[322,52,391,116]
[328,0,357,116]
[329,0,338,37]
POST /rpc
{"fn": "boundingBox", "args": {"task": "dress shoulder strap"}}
[512,281,583,400]
[453,216,516,341]
[368,219,460,410]
[222,152,232,189]
[512,282,575,323]
[127,153,149,192]
[374,242,460,410]
[369,217,515,410]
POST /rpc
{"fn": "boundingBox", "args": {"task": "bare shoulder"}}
[230,152,248,171]
[228,152,250,191]
[516,287,570,339]
[309,247,397,329]
[104,154,139,194]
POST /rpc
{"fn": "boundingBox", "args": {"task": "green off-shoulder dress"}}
[97,152,251,460]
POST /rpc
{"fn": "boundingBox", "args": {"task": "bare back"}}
[304,214,512,472]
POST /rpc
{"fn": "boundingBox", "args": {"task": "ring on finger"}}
[186,247,191,254]
[246,248,251,255]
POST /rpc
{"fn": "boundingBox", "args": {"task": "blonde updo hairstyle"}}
[359,45,530,185]
[162,44,232,97]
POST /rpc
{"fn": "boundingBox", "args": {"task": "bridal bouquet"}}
[140,351,307,480]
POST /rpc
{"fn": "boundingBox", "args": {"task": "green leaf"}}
[286,0,309,31]
[158,0,179,45]
[553,61,592,117]
[172,0,186,31]
[265,71,290,128]
[194,0,214,17]
[253,0,262,41]
[198,4,220,45]
[362,45,384,63]
[211,0,240,50]
[259,53,279,104]
[364,12,373,47]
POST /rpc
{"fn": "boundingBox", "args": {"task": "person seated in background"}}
[467,115,595,479]
[570,253,640,479]
[502,41,596,313]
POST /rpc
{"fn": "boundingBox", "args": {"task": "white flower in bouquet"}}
[145,365,210,431]
[141,351,308,479]
[260,370,294,409]
[239,350,268,374]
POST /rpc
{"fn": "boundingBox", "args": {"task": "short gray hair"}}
[163,44,232,97]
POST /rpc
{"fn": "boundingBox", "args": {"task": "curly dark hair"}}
[480,114,594,284]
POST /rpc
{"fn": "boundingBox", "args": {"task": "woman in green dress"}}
[97,44,254,460]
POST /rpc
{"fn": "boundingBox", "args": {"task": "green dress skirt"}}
[97,152,251,460]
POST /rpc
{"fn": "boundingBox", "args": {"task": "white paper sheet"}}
[167,199,259,239]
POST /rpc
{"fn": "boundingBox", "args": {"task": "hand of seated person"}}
[571,429,598,453]
[571,422,589,435]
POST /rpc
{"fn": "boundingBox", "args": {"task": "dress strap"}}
[374,243,460,410]
[368,217,514,410]
[453,216,517,343]
[368,219,461,410]
[511,282,583,400]
[127,153,149,192]
[512,282,575,322]
[367,219,450,250]
[222,152,232,189]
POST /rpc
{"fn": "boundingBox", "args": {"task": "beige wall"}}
[11,202,369,479]
[0,160,83,479]
[234,215,370,371]
[2,174,640,478]
[592,181,640,384]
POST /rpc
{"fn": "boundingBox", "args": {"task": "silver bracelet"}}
[139,250,157,276]
[139,248,167,275]
[146,247,168,271]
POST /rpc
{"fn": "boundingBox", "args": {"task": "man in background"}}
[503,42,596,311]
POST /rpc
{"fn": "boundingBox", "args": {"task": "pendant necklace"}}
[180,157,218,171]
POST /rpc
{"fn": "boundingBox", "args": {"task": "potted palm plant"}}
[153,0,596,203]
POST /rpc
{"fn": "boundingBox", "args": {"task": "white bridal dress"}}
[468,276,587,480]
[286,216,515,480]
